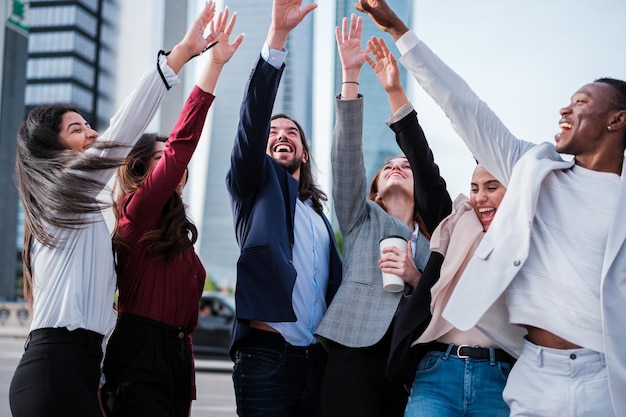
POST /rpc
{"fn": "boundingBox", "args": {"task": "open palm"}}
[336,15,366,73]
[209,8,245,65]
[366,36,400,92]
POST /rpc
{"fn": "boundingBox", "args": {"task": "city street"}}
[0,336,236,417]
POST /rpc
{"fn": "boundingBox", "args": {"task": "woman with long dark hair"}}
[100,10,243,417]
[9,4,220,417]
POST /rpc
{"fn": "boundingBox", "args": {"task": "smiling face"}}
[470,165,506,232]
[375,157,414,201]
[266,117,308,180]
[58,111,98,151]
[555,82,617,156]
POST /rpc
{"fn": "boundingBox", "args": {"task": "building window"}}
[29,31,96,61]
[28,6,97,37]
[26,83,94,111]
[28,57,94,85]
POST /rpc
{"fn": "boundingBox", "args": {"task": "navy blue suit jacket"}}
[226,57,342,355]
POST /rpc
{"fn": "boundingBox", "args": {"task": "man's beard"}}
[277,157,301,175]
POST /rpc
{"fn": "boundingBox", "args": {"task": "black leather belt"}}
[429,342,515,364]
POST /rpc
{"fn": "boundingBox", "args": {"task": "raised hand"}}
[167,1,218,74]
[267,0,318,50]
[208,7,245,66]
[365,37,400,93]
[355,0,408,41]
[196,7,244,94]
[336,14,367,74]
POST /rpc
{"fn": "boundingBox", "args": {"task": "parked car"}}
[192,291,235,358]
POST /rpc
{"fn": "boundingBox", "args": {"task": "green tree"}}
[334,229,343,256]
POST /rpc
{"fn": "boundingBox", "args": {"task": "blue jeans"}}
[404,347,511,417]
[232,329,326,417]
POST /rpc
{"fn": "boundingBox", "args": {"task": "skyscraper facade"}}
[0,1,28,300]
[25,0,119,128]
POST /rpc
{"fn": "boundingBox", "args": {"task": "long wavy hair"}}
[271,114,327,214]
[112,133,197,263]
[368,156,430,239]
[15,104,125,305]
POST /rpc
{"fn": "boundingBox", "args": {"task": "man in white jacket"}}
[356,1,626,416]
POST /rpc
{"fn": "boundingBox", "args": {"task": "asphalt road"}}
[0,336,237,417]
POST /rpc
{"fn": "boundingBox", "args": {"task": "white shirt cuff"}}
[158,54,181,89]
[386,102,415,126]
[396,30,420,56]
[261,42,288,69]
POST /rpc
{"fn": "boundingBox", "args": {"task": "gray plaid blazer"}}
[316,96,451,348]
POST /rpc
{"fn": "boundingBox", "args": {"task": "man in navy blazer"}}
[225,1,342,415]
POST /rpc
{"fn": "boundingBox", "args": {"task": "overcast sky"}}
[397,0,626,197]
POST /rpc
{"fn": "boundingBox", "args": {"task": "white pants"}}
[503,338,614,417]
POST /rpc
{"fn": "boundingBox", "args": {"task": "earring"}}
[608,126,612,131]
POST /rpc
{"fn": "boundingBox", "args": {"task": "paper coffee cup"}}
[379,235,407,293]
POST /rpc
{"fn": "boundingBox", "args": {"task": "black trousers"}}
[9,327,104,417]
[101,313,192,417]
[320,327,409,417]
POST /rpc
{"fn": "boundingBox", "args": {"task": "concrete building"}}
[0,1,28,300]
[25,0,119,128]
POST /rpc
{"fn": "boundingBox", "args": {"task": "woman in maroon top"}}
[101,9,243,417]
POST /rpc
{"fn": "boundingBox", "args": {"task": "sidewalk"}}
[0,324,28,339]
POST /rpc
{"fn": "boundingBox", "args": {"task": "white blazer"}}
[397,30,626,417]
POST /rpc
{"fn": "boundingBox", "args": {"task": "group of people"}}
[8,0,626,417]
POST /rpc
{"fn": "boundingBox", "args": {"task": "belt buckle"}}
[456,344,470,359]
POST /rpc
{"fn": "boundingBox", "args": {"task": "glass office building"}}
[9,0,118,298]
[25,0,118,129]
[0,1,28,299]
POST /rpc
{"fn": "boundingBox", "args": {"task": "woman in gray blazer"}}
[316,16,451,417]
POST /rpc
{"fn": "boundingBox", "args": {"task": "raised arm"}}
[266,0,317,50]
[332,15,371,234]
[358,1,533,184]
[367,37,452,234]
[165,1,219,74]
[365,36,407,112]
[196,7,245,94]
[227,0,315,198]
[355,0,408,42]
[86,2,218,164]
[125,9,243,221]
[337,14,366,100]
